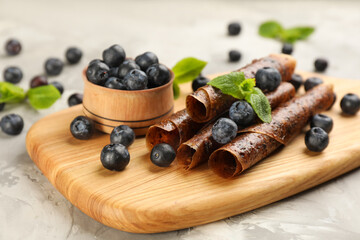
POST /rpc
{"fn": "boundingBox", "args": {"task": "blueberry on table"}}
[118,59,140,79]
[68,93,83,107]
[110,125,135,147]
[281,43,293,55]
[212,118,238,145]
[146,63,171,88]
[340,93,360,115]
[102,44,126,67]
[45,58,64,76]
[104,77,126,90]
[229,101,255,126]
[310,114,333,133]
[227,22,241,36]
[289,73,303,91]
[109,67,119,77]
[124,69,148,90]
[150,143,176,167]
[0,114,24,135]
[70,116,94,140]
[135,52,159,71]
[314,58,328,72]
[65,47,83,64]
[101,144,130,171]
[255,67,281,92]
[5,39,21,55]
[30,75,48,88]
[50,81,64,94]
[228,50,241,62]
[0,103,5,112]
[192,75,209,92]
[304,77,323,91]
[4,66,23,84]
[86,61,110,85]
[305,127,329,152]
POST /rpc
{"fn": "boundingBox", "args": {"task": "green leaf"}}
[173,82,180,100]
[0,82,26,103]
[245,87,272,123]
[258,21,283,39]
[207,72,246,99]
[27,85,61,109]
[172,57,207,84]
[280,27,315,43]
[239,78,256,97]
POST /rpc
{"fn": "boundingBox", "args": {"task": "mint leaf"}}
[280,27,315,43]
[172,57,207,84]
[0,82,26,103]
[207,72,246,99]
[173,82,180,100]
[27,85,61,109]
[259,21,283,39]
[239,78,256,97]
[245,87,272,123]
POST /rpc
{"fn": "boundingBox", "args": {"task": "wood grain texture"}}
[26,72,360,233]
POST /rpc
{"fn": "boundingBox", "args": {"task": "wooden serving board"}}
[26,72,360,233]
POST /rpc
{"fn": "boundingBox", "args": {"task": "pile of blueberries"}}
[86,44,171,90]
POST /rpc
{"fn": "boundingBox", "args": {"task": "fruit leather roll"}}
[186,54,296,123]
[177,82,296,169]
[209,84,334,178]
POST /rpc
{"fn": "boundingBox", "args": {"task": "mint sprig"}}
[208,72,272,123]
[0,82,26,103]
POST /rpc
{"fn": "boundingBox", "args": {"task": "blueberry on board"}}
[340,93,360,115]
[0,103,5,112]
[0,114,24,135]
[118,59,140,79]
[227,22,241,36]
[310,114,333,133]
[70,116,94,140]
[5,39,21,55]
[104,77,126,90]
[135,52,159,71]
[281,43,293,55]
[289,73,303,91]
[146,63,171,88]
[109,67,119,77]
[45,58,64,76]
[229,101,255,126]
[255,67,282,92]
[212,118,238,145]
[304,77,323,91]
[65,47,83,64]
[102,44,126,67]
[150,143,176,167]
[305,127,329,152]
[50,81,64,95]
[4,66,23,84]
[101,143,130,171]
[68,93,83,107]
[314,58,328,72]
[229,50,241,62]
[124,69,148,90]
[30,75,48,88]
[192,75,209,92]
[110,125,135,147]
[86,61,110,85]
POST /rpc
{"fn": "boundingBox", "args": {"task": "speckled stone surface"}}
[1,0,360,239]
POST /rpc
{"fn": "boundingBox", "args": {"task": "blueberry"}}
[304,77,323,91]
[68,93,83,107]
[0,103,5,112]
[340,93,360,115]
[104,77,126,90]
[289,74,303,91]
[314,58,328,72]
[229,50,241,62]
[229,101,255,126]
[50,81,64,94]
[310,114,333,133]
[101,143,130,171]
[281,43,293,55]
[135,52,159,71]
[0,114,24,135]
[124,69,148,90]
[30,75,48,88]
[110,125,135,147]
[150,143,176,167]
[118,59,140,79]
[65,47,82,64]
[212,118,238,145]
[109,67,119,77]
[255,67,282,92]
[5,39,21,55]
[3,66,23,84]
[102,44,126,67]
[88,59,103,65]
[45,58,64,76]
[192,75,209,92]
[227,22,241,36]
[70,116,94,140]
[305,127,329,152]
[86,62,110,85]
[146,63,171,88]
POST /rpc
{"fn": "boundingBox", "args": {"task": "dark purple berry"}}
[30,75,48,88]
[135,52,158,71]
[281,43,293,55]
[212,118,238,145]
[4,66,23,84]
[110,125,135,147]
[66,47,82,64]
[0,113,24,135]
[70,116,94,140]
[50,81,64,94]
[289,74,303,91]
[304,77,323,91]
[227,22,241,36]
[86,62,110,85]
[118,59,140,79]
[124,69,148,90]
[340,93,360,115]
[229,50,241,62]
[150,143,176,167]
[310,114,333,133]
[146,63,171,88]
[314,58,328,72]
[101,144,130,171]
[229,101,255,126]
[255,67,281,92]
[5,39,21,55]
[109,67,119,77]
[45,58,64,76]
[104,77,126,90]
[305,127,329,152]
[102,44,126,67]
[68,93,83,107]
[192,76,209,92]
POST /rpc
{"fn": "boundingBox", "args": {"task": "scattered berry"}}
[86,61,110,85]
[340,93,360,115]
[3,66,23,84]
[124,69,148,90]
[229,50,241,62]
[68,93,83,107]
[0,113,24,135]
[305,127,329,152]
[50,81,64,94]
[101,143,130,171]
[314,58,328,72]
[118,59,140,79]
[5,39,21,55]
[102,44,126,67]
[150,143,176,167]
[304,77,323,91]
[146,63,171,87]
[70,116,94,140]
[281,43,293,55]
[45,58,64,76]
[192,75,209,92]
[310,114,333,133]
[135,52,159,71]
[289,73,303,91]
[212,118,238,145]
[105,77,126,90]
[227,22,241,36]
[65,47,82,64]
[229,101,255,126]
[110,125,135,147]
[30,75,48,88]
[255,67,281,92]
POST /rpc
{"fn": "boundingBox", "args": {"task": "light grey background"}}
[1,0,360,239]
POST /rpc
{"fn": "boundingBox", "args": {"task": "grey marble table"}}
[1,0,360,239]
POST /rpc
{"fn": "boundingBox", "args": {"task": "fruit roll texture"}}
[186,53,296,123]
[177,82,296,169]
[209,84,334,178]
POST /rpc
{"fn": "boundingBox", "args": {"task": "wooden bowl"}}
[82,68,174,136]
